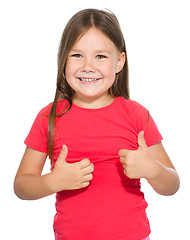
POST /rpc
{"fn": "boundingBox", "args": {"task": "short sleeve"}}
[134,102,163,147]
[24,107,49,153]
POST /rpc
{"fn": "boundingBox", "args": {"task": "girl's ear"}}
[116,52,126,73]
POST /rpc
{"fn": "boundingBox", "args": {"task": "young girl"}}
[14,9,180,240]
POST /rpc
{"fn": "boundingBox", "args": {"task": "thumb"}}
[137,131,147,149]
[57,145,68,163]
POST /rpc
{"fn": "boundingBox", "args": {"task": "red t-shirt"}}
[25,97,163,240]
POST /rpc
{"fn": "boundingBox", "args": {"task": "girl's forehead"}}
[71,27,117,52]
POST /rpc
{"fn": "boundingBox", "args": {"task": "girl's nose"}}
[81,58,95,73]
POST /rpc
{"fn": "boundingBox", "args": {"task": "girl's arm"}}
[14,147,52,200]
[14,146,94,200]
[119,131,180,196]
[146,141,180,195]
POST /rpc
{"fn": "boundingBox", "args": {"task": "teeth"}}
[80,78,99,82]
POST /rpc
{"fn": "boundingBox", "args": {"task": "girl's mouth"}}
[78,77,101,82]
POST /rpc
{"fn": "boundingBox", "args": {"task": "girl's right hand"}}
[49,145,94,192]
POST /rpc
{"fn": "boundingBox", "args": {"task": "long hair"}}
[48,8,130,161]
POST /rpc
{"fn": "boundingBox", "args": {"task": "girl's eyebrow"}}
[70,49,111,54]
[95,50,111,54]
[69,49,82,53]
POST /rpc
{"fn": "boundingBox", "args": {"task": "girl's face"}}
[65,27,125,108]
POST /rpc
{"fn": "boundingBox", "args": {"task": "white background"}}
[0,0,189,239]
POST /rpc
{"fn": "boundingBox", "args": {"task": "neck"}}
[72,93,114,109]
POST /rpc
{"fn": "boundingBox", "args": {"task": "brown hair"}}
[48,8,130,161]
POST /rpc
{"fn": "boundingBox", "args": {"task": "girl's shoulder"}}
[38,98,69,116]
[116,97,148,114]
[30,99,69,130]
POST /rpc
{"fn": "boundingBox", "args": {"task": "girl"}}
[14,9,180,240]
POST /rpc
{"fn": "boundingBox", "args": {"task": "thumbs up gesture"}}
[119,131,157,180]
[50,145,94,192]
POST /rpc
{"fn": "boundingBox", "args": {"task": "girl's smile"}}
[65,27,125,108]
[77,77,100,82]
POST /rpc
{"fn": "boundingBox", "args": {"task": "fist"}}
[119,131,157,179]
[50,145,94,192]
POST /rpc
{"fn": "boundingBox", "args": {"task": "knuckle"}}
[90,164,94,172]
[119,150,125,156]
[84,182,90,187]
[80,182,89,188]
[119,149,129,156]
[80,158,90,167]
[89,174,93,180]
[120,156,126,162]
[83,158,90,163]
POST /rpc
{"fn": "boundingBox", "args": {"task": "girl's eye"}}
[71,54,83,58]
[96,55,107,59]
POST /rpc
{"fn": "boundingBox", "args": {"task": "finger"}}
[81,181,90,188]
[78,158,91,169]
[57,145,68,163]
[123,169,127,176]
[121,159,127,168]
[81,163,94,175]
[138,131,147,149]
[82,173,93,182]
[118,149,130,157]
[120,156,126,164]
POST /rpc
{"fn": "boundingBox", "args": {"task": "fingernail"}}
[62,145,66,150]
[140,131,144,136]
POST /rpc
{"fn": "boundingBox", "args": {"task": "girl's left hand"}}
[119,131,159,180]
